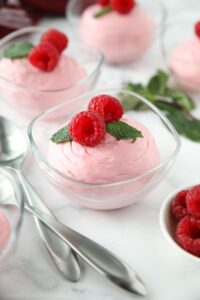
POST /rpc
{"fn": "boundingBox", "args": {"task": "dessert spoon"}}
[26,204,147,296]
[0,116,80,282]
[0,175,147,297]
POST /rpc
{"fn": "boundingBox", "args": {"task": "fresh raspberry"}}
[41,29,68,54]
[171,190,189,221]
[98,0,110,6]
[68,111,106,147]
[29,42,59,72]
[176,216,200,257]
[111,0,135,14]
[88,94,124,123]
[195,21,200,38]
[186,185,200,219]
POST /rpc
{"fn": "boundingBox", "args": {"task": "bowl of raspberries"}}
[160,184,200,261]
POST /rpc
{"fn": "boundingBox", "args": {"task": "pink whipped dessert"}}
[0,209,10,252]
[48,94,159,184]
[169,21,200,93]
[0,28,87,118]
[80,2,155,64]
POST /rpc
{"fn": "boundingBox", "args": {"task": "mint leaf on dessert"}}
[51,126,72,143]
[3,41,34,59]
[106,121,143,140]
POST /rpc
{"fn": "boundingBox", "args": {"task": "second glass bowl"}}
[28,89,181,210]
[0,27,104,120]
[161,17,200,93]
[0,168,24,270]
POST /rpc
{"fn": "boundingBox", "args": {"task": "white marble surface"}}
[1,2,200,299]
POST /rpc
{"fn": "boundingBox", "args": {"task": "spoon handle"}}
[16,170,81,282]
[27,205,147,297]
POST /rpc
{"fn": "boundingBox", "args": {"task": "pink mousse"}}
[48,119,160,183]
[0,209,10,252]
[0,55,86,117]
[80,4,155,64]
[169,38,200,92]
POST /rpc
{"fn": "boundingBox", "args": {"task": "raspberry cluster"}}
[171,185,200,257]
[68,94,124,146]
[98,0,135,15]
[29,29,68,71]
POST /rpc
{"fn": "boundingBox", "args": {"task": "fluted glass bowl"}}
[0,168,24,269]
[28,89,181,210]
[66,0,165,64]
[0,27,104,120]
[161,16,200,93]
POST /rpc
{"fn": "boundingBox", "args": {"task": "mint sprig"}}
[121,70,199,142]
[3,41,34,59]
[51,126,72,143]
[106,121,143,140]
[51,121,143,144]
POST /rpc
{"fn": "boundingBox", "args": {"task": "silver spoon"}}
[0,173,147,297]
[0,116,80,282]
[27,204,147,297]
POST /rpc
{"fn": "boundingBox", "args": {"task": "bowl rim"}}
[28,88,181,188]
[161,18,200,65]
[159,183,200,263]
[0,26,104,93]
[0,167,24,262]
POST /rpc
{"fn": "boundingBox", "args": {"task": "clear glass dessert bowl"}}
[66,0,165,64]
[0,168,24,269]
[0,26,104,120]
[161,16,200,93]
[28,89,181,210]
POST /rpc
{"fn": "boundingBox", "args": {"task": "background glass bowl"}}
[66,0,165,64]
[0,27,104,120]
[28,89,181,210]
[161,16,200,93]
[0,168,24,269]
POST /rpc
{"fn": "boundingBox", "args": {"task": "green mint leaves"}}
[51,121,143,144]
[106,121,143,140]
[51,126,72,143]
[3,41,34,59]
[94,5,112,18]
[122,70,199,142]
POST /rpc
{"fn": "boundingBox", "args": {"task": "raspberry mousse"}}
[48,94,160,183]
[79,0,155,64]
[0,29,86,117]
[0,209,10,252]
[171,185,200,258]
[169,21,200,93]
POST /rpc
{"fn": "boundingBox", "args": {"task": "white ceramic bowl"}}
[159,184,200,263]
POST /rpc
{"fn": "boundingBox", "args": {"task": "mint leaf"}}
[156,102,200,142]
[147,70,169,95]
[165,89,195,111]
[106,121,143,140]
[3,41,34,59]
[51,126,72,143]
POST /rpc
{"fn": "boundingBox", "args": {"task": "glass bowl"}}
[66,0,165,64]
[0,168,24,269]
[161,17,200,93]
[28,89,181,210]
[0,27,104,120]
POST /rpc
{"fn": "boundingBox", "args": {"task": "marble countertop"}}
[1,2,200,299]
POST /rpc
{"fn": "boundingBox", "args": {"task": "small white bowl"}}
[159,184,200,263]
